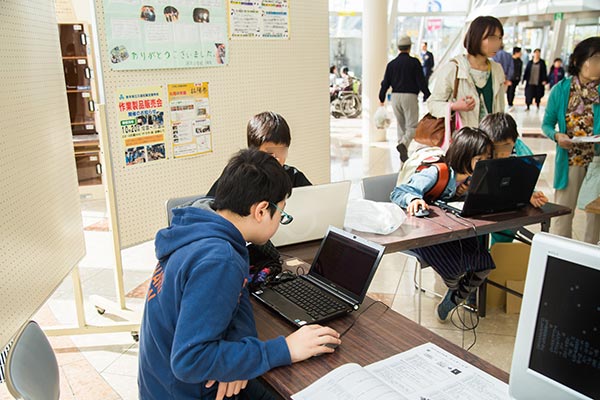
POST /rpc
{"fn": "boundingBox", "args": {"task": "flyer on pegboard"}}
[117,86,166,167]
[167,82,212,159]
[229,0,289,39]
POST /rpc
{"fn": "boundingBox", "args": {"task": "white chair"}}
[5,320,59,400]
[361,173,442,324]
[165,194,204,226]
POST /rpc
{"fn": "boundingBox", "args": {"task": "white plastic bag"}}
[374,106,391,129]
[344,199,406,235]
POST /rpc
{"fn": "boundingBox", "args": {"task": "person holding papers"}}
[542,36,600,244]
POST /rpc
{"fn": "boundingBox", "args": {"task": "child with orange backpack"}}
[390,127,495,322]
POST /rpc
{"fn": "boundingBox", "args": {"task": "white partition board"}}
[95,0,331,248]
[0,0,86,346]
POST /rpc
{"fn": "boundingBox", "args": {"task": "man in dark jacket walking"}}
[379,36,430,162]
[420,41,435,86]
[507,47,523,109]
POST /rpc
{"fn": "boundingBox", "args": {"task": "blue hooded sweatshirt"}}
[138,204,291,400]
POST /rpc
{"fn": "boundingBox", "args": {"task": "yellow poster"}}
[167,82,212,158]
[117,86,166,167]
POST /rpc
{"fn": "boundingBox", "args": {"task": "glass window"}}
[395,0,471,13]
[329,14,362,38]
[390,16,465,60]
[329,0,362,12]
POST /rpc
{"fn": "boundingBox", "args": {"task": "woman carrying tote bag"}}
[426,16,506,130]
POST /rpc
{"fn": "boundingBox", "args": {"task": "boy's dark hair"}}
[212,149,292,217]
[568,36,600,76]
[533,48,541,54]
[464,16,504,56]
[553,57,562,63]
[445,127,493,175]
[247,112,291,148]
[342,66,349,74]
[330,65,336,73]
[479,113,519,142]
[512,46,521,55]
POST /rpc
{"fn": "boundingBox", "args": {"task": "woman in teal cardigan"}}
[542,36,600,244]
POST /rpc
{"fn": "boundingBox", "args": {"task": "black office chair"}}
[5,320,59,400]
[361,173,443,325]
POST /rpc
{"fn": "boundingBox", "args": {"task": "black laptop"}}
[252,226,385,327]
[435,154,546,217]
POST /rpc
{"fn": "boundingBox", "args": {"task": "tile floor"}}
[0,96,591,399]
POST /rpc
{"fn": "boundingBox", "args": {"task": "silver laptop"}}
[270,181,351,247]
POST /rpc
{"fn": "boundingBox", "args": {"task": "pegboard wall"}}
[95,1,331,248]
[0,0,86,346]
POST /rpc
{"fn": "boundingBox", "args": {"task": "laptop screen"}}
[308,228,383,301]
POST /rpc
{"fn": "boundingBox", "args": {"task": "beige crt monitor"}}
[509,233,600,400]
[270,181,351,247]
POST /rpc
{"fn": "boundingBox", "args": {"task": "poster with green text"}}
[103,0,228,70]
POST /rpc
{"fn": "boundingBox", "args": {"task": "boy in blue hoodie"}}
[138,149,341,400]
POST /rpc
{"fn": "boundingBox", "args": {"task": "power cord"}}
[339,300,389,338]
[438,208,481,351]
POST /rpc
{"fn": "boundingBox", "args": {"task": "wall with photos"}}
[95,0,331,248]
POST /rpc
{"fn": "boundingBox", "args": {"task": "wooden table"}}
[253,297,509,398]
[280,203,570,261]
[278,203,571,317]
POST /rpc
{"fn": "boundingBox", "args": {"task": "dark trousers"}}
[506,81,518,106]
[226,379,281,400]
[525,84,544,107]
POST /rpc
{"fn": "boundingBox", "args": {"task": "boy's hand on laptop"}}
[286,324,341,362]
[530,191,548,208]
[206,379,248,400]
[407,199,428,216]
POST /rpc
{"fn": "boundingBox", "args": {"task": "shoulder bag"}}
[414,60,460,150]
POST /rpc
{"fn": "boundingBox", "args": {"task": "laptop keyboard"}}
[273,278,348,319]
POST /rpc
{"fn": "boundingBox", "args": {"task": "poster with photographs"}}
[103,0,228,70]
[168,82,212,158]
[118,86,167,167]
[229,0,289,39]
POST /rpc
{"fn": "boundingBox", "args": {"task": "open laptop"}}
[252,226,385,327]
[270,181,351,247]
[434,154,546,217]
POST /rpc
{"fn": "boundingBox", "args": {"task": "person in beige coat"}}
[427,16,506,129]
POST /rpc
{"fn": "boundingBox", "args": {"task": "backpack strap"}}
[423,163,450,203]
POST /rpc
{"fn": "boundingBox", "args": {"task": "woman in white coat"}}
[427,16,506,129]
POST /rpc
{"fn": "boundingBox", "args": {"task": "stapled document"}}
[292,343,509,400]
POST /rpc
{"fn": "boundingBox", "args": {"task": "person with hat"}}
[379,35,431,162]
